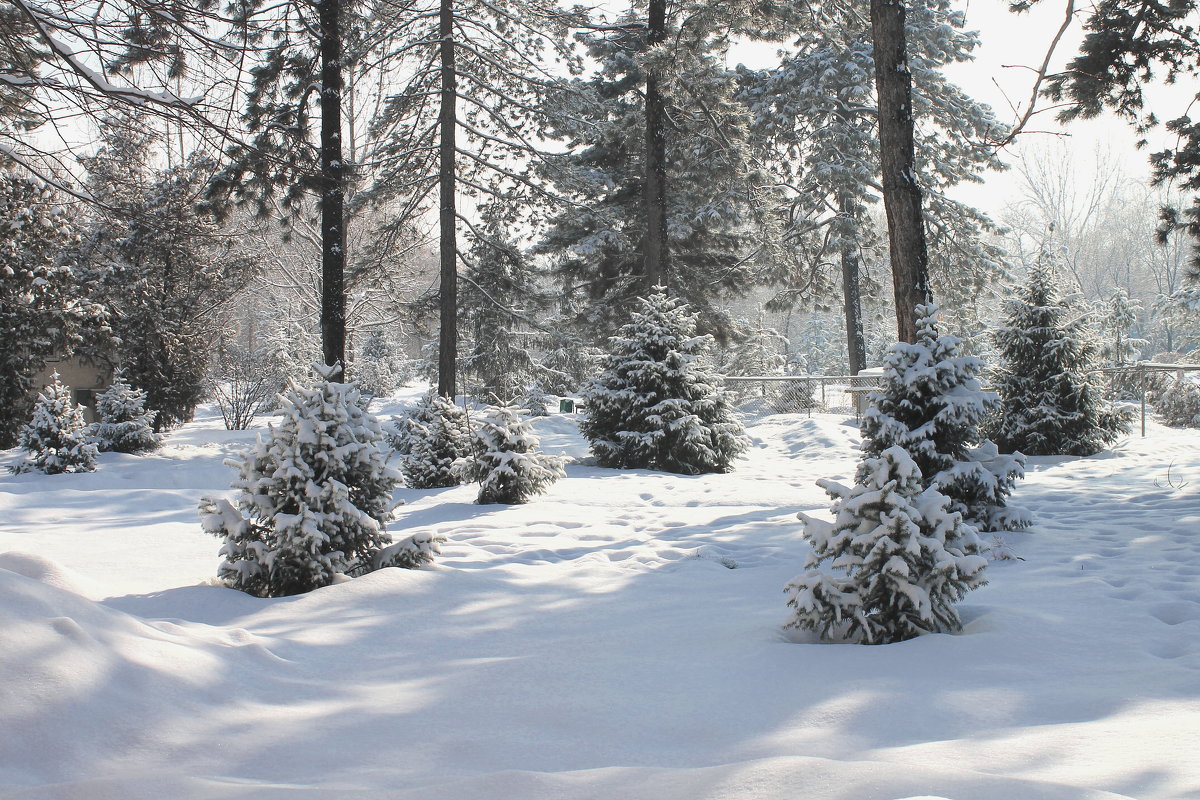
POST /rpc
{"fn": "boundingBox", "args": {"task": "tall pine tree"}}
[536,9,766,344]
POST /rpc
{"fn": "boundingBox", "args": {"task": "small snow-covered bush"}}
[581,289,748,474]
[199,364,404,597]
[786,445,988,644]
[1155,376,1200,427]
[462,405,565,504]
[524,383,551,417]
[91,371,160,453]
[12,374,98,475]
[355,329,410,398]
[374,530,446,569]
[391,392,472,488]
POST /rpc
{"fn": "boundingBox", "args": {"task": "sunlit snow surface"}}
[1,388,1198,800]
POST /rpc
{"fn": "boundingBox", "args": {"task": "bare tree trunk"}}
[318,0,347,372]
[437,0,458,398]
[871,0,930,343]
[642,0,668,292]
[841,239,866,374]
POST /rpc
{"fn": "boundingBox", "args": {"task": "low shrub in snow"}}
[374,530,446,569]
[91,371,161,453]
[390,392,473,489]
[786,445,988,644]
[12,374,98,475]
[1154,376,1200,428]
[581,289,747,474]
[199,364,413,598]
[461,405,565,504]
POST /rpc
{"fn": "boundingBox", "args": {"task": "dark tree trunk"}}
[642,0,668,292]
[870,0,931,343]
[840,235,866,374]
[437,0,458,398]
[318,0,346,372]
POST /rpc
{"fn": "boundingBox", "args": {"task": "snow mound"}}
[0,551,103,598]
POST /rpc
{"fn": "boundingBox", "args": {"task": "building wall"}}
[34,357,114,423]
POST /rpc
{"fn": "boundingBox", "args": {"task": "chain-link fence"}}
[723,375,883,420]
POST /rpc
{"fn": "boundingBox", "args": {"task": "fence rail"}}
[722,375,882,419]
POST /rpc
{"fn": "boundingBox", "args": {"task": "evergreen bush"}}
[862,303,1028,535]
[199,364,405,597]
[462,405,566,504]
[91,371,161,453]
[392,392,473,488]
[990,258,1131,456]
[581,290,747,474]
[1154,375,1200,427]
[785,446,988,644]
[12,374,98,475]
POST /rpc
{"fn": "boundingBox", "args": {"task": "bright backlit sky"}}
[730,0,1191,219]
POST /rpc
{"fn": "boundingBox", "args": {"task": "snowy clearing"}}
[2,393,1199,800]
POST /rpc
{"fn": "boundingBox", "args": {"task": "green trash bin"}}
[559,398,575,413]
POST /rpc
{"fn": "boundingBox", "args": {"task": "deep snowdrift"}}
[1,397,1198,799]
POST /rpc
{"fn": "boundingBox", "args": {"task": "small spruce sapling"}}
[12,374,98,475]
[861,303,1028,535]
[581,289,748,474]
[785,446,988,644]
[199,364,406,597]
[991,258,1131,456]
[91,370,161,453]
[392,392,473,488]
[462,405,566,503]
[524,383,551,417]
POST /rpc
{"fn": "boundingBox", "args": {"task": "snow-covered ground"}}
[2,391,1199,800]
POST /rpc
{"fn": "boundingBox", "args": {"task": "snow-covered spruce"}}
[786,445,988,644]
[581,290,748,474]
[990,258,1131,456]
[12,374,98,475]
[354,329,408,398]
[374,530,446,569]
[391,391,472,489]
[862,303,1029,536]
[1154,375,1200,428]
[462,405,566,504]
[199,364,406,598]
[524,383,551,417]
[91,371,161,453]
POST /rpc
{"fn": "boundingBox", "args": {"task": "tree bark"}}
[318,0,347,372]
[840,234,866,374]
[642,0,668,292]
[870,0,931,343]
[437,0,458,398]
